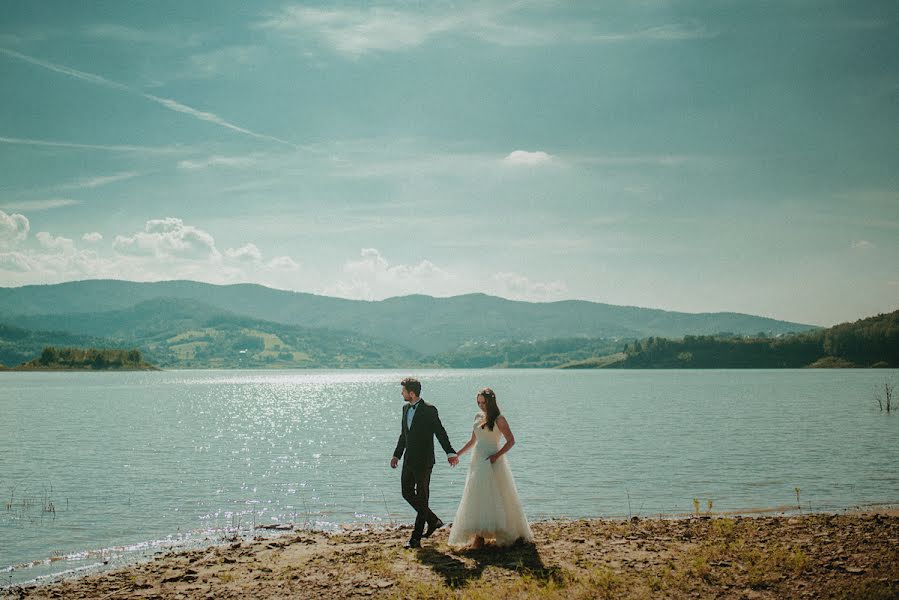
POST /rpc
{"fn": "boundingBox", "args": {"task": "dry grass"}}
[6,513,899,600]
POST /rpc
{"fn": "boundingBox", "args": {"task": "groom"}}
[390,376,458,548]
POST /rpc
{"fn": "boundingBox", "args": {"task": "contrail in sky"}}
[0,47,298,149]
[0,135,187,153]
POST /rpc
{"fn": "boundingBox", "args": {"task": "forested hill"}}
[609,310,899,369]
[0,279,815,353]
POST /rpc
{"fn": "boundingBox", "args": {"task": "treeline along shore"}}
[589,309,899,370]
[0,346,158,371]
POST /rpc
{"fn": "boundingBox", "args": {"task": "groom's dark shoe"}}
[403,538,421,549]
[423,518,444,538]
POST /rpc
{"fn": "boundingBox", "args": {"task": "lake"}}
[2,369,897,587]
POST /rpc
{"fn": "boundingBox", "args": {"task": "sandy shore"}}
[4,511,898,599]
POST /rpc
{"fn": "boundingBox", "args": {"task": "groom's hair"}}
[401,377,422,397]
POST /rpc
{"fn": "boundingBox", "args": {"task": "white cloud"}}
[225,243,263,263]
[267,255,301,271]
[492,271,567,301]
[326,248,451,300]
[0,198,79,211]
[0,217,305,290]
[0,251,32,272]
[113,217,220,260]
[503,150,553,167]
[0,244,109,279]
[178,155,259,170]
[0,210,29,247]
[345,248,445,280]
[851,240,874,250]
[36,231,76,254]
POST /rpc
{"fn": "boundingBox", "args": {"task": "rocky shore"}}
[5,511,898,599]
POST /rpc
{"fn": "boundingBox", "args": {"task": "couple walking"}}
[390,377,533,549]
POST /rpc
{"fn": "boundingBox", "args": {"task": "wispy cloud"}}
[0,198,80,211]
[0,135,187,154]
[571,153,706,168]
[0,47,296,148]
[82,23,205,47]
[143,94,296,147]
[185,45,264,79]
[178,155,260,170]
[60,172,139,190]
[258,4,714,57]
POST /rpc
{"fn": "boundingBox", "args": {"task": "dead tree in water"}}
[874,381,894,413]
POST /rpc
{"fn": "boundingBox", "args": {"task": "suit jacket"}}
[393,399,455,470]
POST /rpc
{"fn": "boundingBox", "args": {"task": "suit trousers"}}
[401,463,437,540]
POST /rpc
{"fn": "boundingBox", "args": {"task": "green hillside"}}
[1,298,423,369]
[0,279,817,353]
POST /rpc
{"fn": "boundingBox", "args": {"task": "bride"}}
[448,388,533,549]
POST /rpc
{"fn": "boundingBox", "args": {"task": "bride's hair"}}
[478,388,501,431]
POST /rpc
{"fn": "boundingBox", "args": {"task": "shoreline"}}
[5,508,898,599]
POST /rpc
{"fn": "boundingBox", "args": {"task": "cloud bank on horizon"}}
[0,1,897,326]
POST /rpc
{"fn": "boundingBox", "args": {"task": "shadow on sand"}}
[415,541,562,589]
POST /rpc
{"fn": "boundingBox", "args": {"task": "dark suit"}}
[393,399,456,541]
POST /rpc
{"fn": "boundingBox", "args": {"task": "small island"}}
[10,346,159,371]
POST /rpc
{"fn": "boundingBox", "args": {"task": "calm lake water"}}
[2,369,898,586]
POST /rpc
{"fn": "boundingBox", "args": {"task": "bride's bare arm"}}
[456,431,477,456]
[487,416,515,463]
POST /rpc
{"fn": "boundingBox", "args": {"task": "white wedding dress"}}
[448,413,534,548]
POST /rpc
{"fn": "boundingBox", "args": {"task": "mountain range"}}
[0,279,817,369]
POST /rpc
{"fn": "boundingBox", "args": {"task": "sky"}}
[0,1,897,326]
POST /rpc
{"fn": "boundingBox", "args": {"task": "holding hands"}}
[391,455,457,468]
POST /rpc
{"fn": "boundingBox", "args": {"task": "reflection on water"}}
[2,368,898,586]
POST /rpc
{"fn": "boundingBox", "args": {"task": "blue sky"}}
[0,1,896,326]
